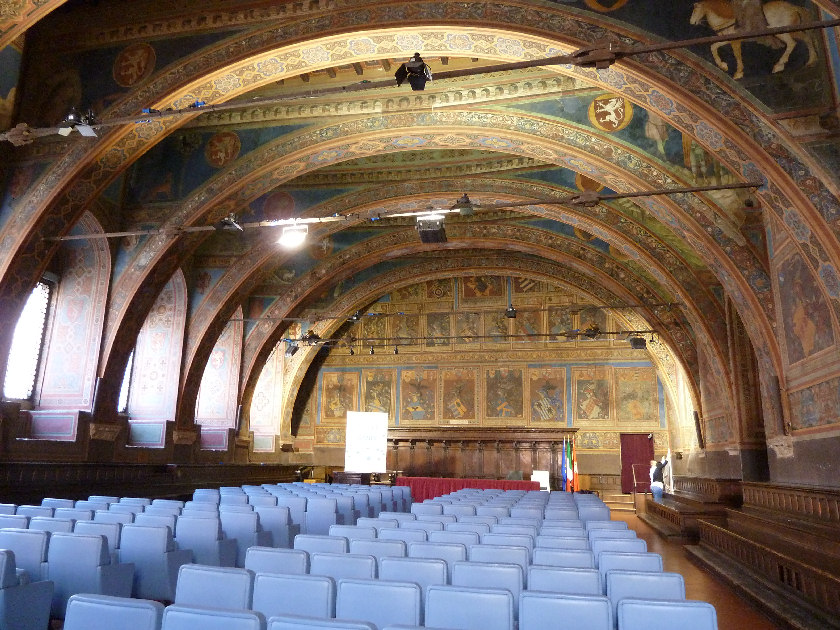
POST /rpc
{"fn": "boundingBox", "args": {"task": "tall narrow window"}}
[117,349,135,413]
[3,281,52,400]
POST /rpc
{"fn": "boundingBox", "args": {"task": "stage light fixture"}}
[395,53,432,91]
[416,214,446,243]
[284,342,298,358]
[369,346,375,355]
[394,346,399,355]
[629,335,647,350]
[583,324,601,339]
[505,303,517,319]
[452,193,475,216]
[214,213,244,232]
[278,224,308,248]
[349,347,355,356]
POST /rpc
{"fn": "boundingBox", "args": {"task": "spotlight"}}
[284,342,298,358]
[59,108,98,137]
[629,335,647,350]
[395,53,432,91]
[583,324,600,339]
[452,193,475,217]
[505,303,517,319]
[278,224,308,248]
[394,346,399,355]
[214,213,244,232]
[349,347,355,356]
[349,311,361,322]
[302,330,321,345]
[369,346,375,355]
[416,215,446,243]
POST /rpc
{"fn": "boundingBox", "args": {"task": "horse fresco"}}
[690,0,817,79]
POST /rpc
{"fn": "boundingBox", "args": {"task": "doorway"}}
[620,433,654,494]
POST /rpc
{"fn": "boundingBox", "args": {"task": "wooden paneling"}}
[387,427,576,485]
[742,482,840,524]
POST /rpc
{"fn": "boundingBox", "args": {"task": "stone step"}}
[603,494,635,503]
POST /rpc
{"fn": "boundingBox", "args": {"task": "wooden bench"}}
[687,483,840,629]
[639,477,740,543]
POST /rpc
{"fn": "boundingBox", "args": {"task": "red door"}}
[620,433,654,494]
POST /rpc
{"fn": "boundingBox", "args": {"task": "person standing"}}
[649,456,668,500]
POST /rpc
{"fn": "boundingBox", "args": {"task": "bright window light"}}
[118,349,135,413]
[3,281,51,400]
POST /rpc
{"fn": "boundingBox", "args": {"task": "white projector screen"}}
[344,411,389,472]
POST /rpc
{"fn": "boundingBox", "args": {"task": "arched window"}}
[3,278,54,400]
[117,349,135,414]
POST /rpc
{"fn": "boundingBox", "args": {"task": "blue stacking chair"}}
[54,508,94,522]
[252,572,335,619]
[221,511,272,568]
[429,530,480,547]
[305,499,341,535]
[119,524,192,601]
[589,529,637,542]
[64,593,163,630]
[606,570,686,621]
[162,604,265,630]
[174,515,237,567]
[577,505,611,522]
[0,515,29,529]
[329,525,376,541]
[446,522,490,535]
[527,566,602,595]
[585,520,628,531]
[407,541,466,580]
[410,503,443,516]
[519,591,611,630]
[536,535,590,550]
[74,521,122,564]
[0,548,53,630]
[0,529,49,580]
[598,552,663,587]
[451,562,524,619]
[29,517,74,534]
[468,544,529,581]
[336,578,422,628]
[254,505,295,548]
[0,504,17,515]
[616,598,718,630]
[134,513,177,532]
[592,539,647,564]
[245,547,309,575]
[46,532,135,618]
[480,532,534,556]
[174,564,255,610]
[378,556,447,605]
[425,585,514,630]
[41,499,74,510]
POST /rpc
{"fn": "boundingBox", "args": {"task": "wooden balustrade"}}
[742,482,840,525]
[673,476,742,505]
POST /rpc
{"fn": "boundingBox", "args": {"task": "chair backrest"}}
[267,614,375,630]
[577,505,612,522]
[120,498,152,507]
[457,515,498,527]
[429,530,480,547]
[407,541,466,580]
[606,570,686,619]
[468,544,529,579]
[336,578,422,629]
[519,591,611,630]
[598,552,663,585]
[121,524,176,558]
[532,548,595,569]
[174,564,254,610]
[294,534,348,554]
[585,520,628,531]
[245,547,309,575]
[275,497,307,526]
[220,494,250,505]
[144,506,182,518]
[510,507,543,520]
[544,508,579,521]
[309,552,376,581]
[75,501,109,512]
[451,562,523,613]
[0,514,29,529]
[64,594,164,630]
[443,504,476,517]
[108,504,143,516]
[0,528,49,578]
[29,517,75,533]
[328,525,376,540]
[152,499,185,509]
[248,495,278,507]
[161,604,265,630]
[378,528,427,543]
[183,501,219,513]
[0,504,17,515]
[54,508,94,522]
[134,513,177,532]
[535,535,590,550]
[480,532,534,555]
[615,598,718,630]
[349,539,406,564]
[591,538,647,563]
[400,520,443,532]
[94,511,134,525]
[476,506,509,519]
[410,503,443,516]
[73,521,122,555]
[252,572,335,618]
[379,512,416,523]
[425,584,514,630]
[378,556,447,602]
[491,524,539,538]
[527,566,602,595]
[16,505,53,518]
[42,498,75,510]
[0,549,18,588]
[48,532,109,568]
[356,517,398,532]
[446,522,491,535]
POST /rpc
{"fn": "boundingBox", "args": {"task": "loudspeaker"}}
[629,336,647,350]
[416,218,446,243]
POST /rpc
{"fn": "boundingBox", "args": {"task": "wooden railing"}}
[742,482,840,525]
[699,520,840,614]
[673,476,742,504]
